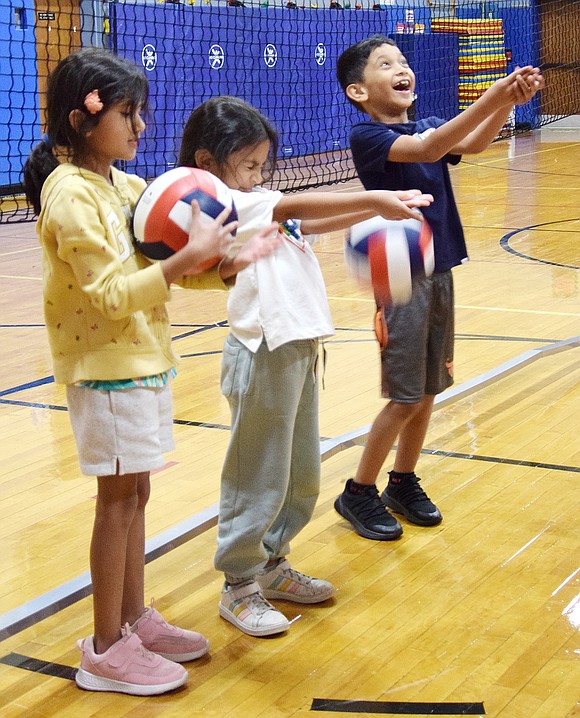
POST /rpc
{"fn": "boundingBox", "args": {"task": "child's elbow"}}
[420,145,447,163]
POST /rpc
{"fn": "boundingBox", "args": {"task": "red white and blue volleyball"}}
[132,166,237,268]
[345,216,434,306]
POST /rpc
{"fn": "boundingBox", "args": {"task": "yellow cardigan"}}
[37,163,226,384]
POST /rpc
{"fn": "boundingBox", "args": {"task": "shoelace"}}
[391,477,431,506]
[353,486,391,520]
[244,591,277,616]
[279,566,313,586]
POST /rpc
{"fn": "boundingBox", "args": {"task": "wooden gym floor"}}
[0,129,578,717]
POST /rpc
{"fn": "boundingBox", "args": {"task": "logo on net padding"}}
[209,44,225,70]
[263,44,278,68]
[141,44,157,72]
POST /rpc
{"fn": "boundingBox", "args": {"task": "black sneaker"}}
[381,473,442,526]
[334,479,403,541]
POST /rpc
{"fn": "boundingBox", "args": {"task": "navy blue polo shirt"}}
[350,117,468,273]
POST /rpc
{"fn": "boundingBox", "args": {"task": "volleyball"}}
[344,216,435,306]
[132,167,237,268]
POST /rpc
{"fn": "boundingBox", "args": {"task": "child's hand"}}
[183,200,238,272]
[219,222,282,280]
[487,66,541,107]
[512,68,544,105]
[374,189,434,220]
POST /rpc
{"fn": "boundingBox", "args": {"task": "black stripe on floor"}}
[0,652,76,681]
[311,698,485,715]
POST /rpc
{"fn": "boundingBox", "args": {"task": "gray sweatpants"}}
[215,334,321,579]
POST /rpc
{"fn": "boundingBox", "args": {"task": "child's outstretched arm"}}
[299,190,433,235]
[388,66,543,163]
[218,222,282,281]
[160,200,238,285]
[451,68,544,154]
[274,188,433,228]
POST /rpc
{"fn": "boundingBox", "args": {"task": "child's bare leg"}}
[393,394,435,473]
[384,395,441,526]
[354,400,421,485]
[121,472,150,625]
[90,472,141,654]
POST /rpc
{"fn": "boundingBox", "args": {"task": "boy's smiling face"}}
[347,43,416,123]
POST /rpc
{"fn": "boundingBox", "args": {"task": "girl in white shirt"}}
[178,96,433,638]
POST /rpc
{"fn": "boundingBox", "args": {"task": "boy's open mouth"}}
[393,79,411,91]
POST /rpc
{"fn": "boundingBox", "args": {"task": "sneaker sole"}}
[260,587,334,604]
[218,603,289,637]
[334,496,403,541]
[75,667,187,696]
[155,640,210,662]
[381,494,443,526]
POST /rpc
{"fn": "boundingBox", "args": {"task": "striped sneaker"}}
[219,580,290,637]
[257,559,335,604]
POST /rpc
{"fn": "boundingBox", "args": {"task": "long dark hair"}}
[23,47,149,214]
[179,96,278,182]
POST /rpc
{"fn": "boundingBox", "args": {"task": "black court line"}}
[419,448,580,474]
[0,655,488,716]
[179,350,223,358]
[311,698,485,715]
[0,652,76,682]
[0,392,577,474]
[500,219,580,270]
[174,418,229,430]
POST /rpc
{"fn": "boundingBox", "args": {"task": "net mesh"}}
[1,0,578,222]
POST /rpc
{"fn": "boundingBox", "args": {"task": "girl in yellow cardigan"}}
[23,47,279,696]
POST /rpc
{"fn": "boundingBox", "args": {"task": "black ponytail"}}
[22,47,148,215]
[23,141,59,215]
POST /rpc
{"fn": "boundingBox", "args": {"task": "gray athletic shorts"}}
[66,383,175,476]
[375,271,455,403]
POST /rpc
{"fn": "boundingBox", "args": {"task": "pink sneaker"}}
[75,625,187,695]
[131,603,209,662]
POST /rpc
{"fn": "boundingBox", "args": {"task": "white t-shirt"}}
[228,187,335,352]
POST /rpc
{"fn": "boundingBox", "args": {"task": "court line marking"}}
[327,295,580,316]
[0,653,76,682]
[0,503,219,643]
[0,274,42,281]
[310,698,485,715]
[320,335,579,460]
[0,335,578,643]
[456,305,580,317]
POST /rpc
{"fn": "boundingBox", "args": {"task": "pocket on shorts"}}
[374,308,388,349]
[220,335,254,398]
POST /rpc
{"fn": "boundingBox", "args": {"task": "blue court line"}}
[0,375,54,397]
[0,503,218,643]
[0,334,560,400]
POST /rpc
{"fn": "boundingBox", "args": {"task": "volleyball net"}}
[1,0,578,222]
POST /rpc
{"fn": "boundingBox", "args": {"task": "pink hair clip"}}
[84,89,103,115]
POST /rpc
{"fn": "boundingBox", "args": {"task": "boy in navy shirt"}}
[334,35,543,540]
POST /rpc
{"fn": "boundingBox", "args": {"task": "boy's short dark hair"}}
[337,34,396,110]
